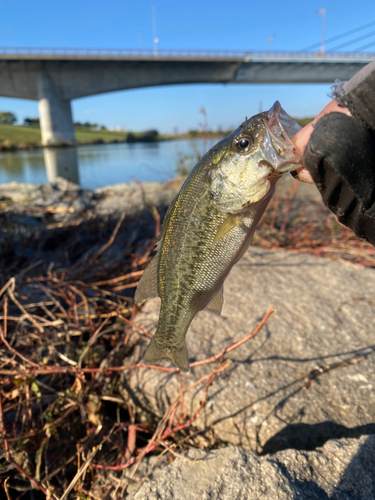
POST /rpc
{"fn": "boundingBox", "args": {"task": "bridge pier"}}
[38,74,76,146]
[43,147,80,185]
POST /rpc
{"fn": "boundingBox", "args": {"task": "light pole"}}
[152,6,159,56]
[267,34,276,53]
[316,8,326,56]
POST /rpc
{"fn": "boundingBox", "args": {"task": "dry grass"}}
[254,179,375,267]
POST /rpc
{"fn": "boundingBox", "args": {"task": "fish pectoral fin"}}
[214,214,246,244]
[144,336,190,372]
[205,286,224,315]
[134,254,159,303]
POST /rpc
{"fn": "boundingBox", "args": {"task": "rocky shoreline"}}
[1,176,374,498]
[0,176,186,218]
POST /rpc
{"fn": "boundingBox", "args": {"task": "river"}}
[0,138,218,190]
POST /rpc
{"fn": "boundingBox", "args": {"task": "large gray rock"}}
[126,247,375,452]
[94,177,185,217]
[129,435,375,499]
[0,176,186,222]
[0,177,84,203]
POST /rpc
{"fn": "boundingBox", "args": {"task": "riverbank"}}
[0,125,226,151]
[0,117,313,151]
[0,124,127,150]
[0,124,170,151]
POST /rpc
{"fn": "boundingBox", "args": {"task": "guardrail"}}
[0,46,374,59]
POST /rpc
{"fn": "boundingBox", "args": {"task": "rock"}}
[126,247,375,452]
[94,177,186,217]
[0,181,43,203]
[0,176,186,221]
[129,435,375,499]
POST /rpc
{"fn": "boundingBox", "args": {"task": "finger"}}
[292,167,314,184]
[291,99,351,184]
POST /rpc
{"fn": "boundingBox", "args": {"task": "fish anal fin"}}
[134,255,159,304]
[214,214,246,243]
[205,286,224,315]
[144,336,190,372]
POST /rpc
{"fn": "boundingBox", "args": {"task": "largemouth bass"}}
[135,102,302,371]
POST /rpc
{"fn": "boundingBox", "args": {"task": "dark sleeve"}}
[303,61,375,247]
[336,60,375,129]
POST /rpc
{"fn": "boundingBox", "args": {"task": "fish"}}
[135,101,302,372]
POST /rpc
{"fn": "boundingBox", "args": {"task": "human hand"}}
[291,99,352,183]
[290,98,375,246]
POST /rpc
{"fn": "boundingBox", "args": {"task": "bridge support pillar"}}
[38,73,76,145]
[43,147,80,185]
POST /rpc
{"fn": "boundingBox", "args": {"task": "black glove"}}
[303,112,375,246]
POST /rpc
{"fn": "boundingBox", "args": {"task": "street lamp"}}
[152,6,159,56]
[267,34,276,53]
[316,8,326,56]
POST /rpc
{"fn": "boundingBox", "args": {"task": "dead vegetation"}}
[255,179,375,267]
[0,179,374,499]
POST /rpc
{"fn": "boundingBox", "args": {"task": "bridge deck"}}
[0,47,374,63]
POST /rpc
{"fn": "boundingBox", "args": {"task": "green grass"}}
[295,117,314,128]
[0,124,127,149]
[0,124,42,146]
[75,127,127,143]
[0,118,315,150]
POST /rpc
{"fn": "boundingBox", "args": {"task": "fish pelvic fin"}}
[214,214,246,244]
[144,336,190,372]
[135,254,159,304]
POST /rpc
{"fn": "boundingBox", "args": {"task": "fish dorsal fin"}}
[135,254,159,303]
[214,214,246,244]
[155,193,180,252]
[205,286,224,315]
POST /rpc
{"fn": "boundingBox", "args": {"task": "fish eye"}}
[235,135,253,152]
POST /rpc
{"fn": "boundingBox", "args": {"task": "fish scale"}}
[135,102,302,371]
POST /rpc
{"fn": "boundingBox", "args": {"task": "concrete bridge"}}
[0,47,374,145]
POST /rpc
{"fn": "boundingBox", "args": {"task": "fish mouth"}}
[262,101,303,174]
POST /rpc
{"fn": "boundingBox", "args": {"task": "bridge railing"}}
[0,46,374,59]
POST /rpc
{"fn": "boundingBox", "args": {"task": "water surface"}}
[0,139,218,190]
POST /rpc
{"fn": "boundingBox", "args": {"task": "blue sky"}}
[0,0,374,132]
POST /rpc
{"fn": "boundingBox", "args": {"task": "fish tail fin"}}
[170,344,190,373]
[144,335,190,372]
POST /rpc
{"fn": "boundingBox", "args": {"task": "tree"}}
[139,129,159,142]
[188,129,199,138]
[0,112,17,125]
[24,117,40,127]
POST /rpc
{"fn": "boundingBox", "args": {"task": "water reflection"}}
[44,148,80,185]
[0,149,47,183]
[0,139,218,190]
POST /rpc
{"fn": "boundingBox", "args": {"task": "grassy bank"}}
[0,116,314,151]
[0,124,129,150]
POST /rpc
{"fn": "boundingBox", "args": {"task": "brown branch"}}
[0,305,274,377]
[0,395,54,497]
[189,305,275,368]
[118,314,153,338]
[60,441,101,500]
[6,278,44,333]
[88,270,144,287]
[302,354,368,390]
[0,323,39,367]
[90,211,126,263]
